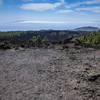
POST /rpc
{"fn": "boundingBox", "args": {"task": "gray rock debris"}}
[0,48,100,100]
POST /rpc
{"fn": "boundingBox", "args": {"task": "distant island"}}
[74,26,99,32]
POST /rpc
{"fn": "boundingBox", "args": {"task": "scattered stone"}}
[88,73,100,82]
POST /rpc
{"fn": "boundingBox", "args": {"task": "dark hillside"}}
[0,30,90,49]
[0,30,89,42]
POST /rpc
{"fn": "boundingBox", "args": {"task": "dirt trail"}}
[0,48,100,100]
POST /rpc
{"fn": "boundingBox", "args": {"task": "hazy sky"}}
[0,0,100,30]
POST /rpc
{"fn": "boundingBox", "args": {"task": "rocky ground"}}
[0,48,100,100]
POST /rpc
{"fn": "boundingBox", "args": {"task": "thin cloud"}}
[76,6,100,13]
[20,0,64,11]
[58,9,73,13]
[23,0,33,2]
[61,0,65,3]
[18,20,65,24]
[65,0,100,8]
[21,3,61,11]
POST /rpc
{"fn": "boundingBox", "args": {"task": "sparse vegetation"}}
[0,30,88,49]
[78,30,100,46]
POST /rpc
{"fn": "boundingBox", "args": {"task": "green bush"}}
[42,36,49,43]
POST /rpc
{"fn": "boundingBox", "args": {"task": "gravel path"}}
[0,48,100,100]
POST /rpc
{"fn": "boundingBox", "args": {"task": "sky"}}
[0,0,100,31]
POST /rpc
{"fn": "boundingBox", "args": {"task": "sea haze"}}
[0,22,74,31]
[0,21,99,31]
